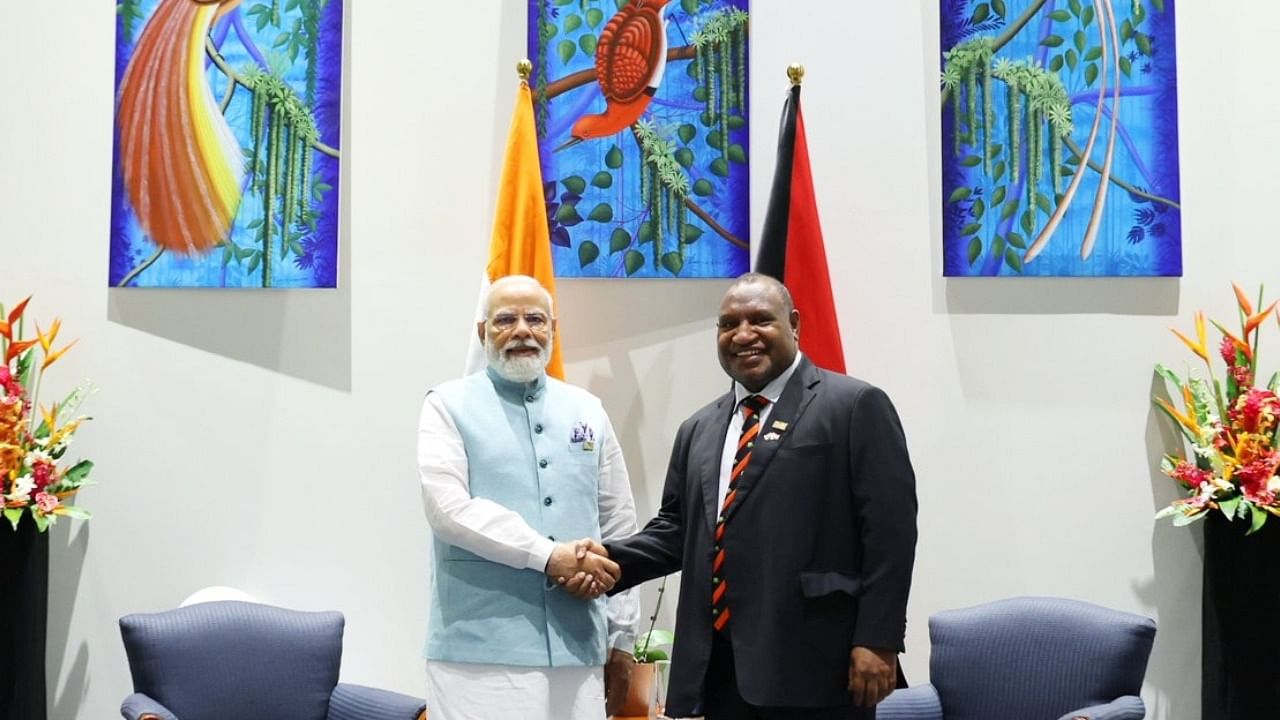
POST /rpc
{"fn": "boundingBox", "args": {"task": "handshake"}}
[544,539,620,600]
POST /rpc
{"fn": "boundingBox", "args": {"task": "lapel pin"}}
[771,420,788,431]
[763,431,781,441]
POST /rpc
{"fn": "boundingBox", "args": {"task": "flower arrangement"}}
[1155,284,1280,532]
[0,297,93,532]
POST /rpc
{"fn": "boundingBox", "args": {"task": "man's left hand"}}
[848,646,897,707]
[604,648,634,717]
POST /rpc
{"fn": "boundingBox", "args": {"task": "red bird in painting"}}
[556,0,672,151]
[117,0,245,255]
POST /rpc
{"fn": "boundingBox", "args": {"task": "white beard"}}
[486,334,551,383]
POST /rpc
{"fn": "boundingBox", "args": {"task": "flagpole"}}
[787,62,804,86]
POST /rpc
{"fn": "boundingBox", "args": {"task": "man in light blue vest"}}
[418,275,640,720]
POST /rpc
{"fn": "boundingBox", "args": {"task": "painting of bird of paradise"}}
[109,0,343,288]
[529,0,750,278]
[941,0,1181,277]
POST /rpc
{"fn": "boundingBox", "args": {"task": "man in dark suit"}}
[599,273,917,719]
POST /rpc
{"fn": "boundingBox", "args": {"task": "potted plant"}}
[616,579,674,719]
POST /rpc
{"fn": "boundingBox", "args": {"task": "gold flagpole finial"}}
[516,59,533,84]
[787,63,805,86]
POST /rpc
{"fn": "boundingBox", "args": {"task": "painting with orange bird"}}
[529,0,750,278]
[110,0,344,287]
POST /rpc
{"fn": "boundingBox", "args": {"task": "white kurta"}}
[418,392,641,720]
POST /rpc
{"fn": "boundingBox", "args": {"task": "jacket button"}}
[544,497,553,506]
[534,424,543,434]
[539,459,549,468]
[526,394,535,402]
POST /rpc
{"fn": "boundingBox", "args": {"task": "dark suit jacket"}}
[608,357,917,717]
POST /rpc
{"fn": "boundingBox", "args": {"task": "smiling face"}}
[716,278,800,392]
[478,277,557,383]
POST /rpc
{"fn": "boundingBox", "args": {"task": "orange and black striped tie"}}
[711,394,771,632]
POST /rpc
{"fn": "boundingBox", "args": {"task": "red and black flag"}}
[756,82,846,373]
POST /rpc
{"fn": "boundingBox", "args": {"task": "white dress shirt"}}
[716,352,804,512]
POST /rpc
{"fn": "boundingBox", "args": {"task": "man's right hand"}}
[546,538,619,598]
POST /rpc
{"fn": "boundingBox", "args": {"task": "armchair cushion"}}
[119,601,343,720]
[327,683,426,720]
[875,684,943,720]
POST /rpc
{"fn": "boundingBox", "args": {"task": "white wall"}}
[0,1,1265,717]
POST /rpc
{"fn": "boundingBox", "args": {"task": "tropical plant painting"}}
[529,0,749,278]
[110,0,343,288]
[941,0,1181,277]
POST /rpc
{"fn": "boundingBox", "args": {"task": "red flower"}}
[1221,336,1238,366]
[1236,457,1278,504]
[1170,460,1211,489]
[1230,389,1280,435]
[31,460,54,492]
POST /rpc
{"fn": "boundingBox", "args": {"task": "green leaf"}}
[1173,509,1206,527]
[222,245,234,267]
[1050,9,1071,21]
[727,115,746,130]
[610,228,631,254]
[563,175,587,194]
[580,34,597,56]
[1074,30,1086,53]
[991,235,1006,259]
[247,253,261,274]
[1084,46,1102,61]
[988,143,1003,159]
[1119,56,1132,77]
[693,179,714,197]
[699,110,714,127]
[289,239,304,257]
[1035,192,1053,214]
[960,154,982,167]
[1084,62,1098,87]
[1004,247,1024,273]
[58,505,90,520]
[972,198,986,220]
[1068,0,1082,17]
[992,0,1007,17]
[247,218,264,229]
[564,13,582,32]
[1006,231,1027,249]
[555,204,582,225]
[960,222,982,236]
[1135,32,1152,56]
[1049,54,1063,72]
[578,240,600,267]
[557,39,576,64]
[555,0,574,5]
[948,186,972,203]
[624,249,645,275]
[636,629,676,653]
[1066,48,1078,71]
[1121,18,1134,41]
[706,130,724,150]
[678,123,697,144]
[970,3,990,24]
[993,160,1006,181]
[727,144,747,164]
[588,203,614,222]
[710,158,729,177]
[1153,0,1165,11]
[680,224,704,244]
[967,237,983,266]
[63,459,94,484]
[1219,496,1242,521]
[4,508,22,530]
[675,148,694,168]
[591,171,613,189]
[586,8,604,27]
[1000,198,1019,220]
[1250,505,1270,534]
[1082,4,1095,26]
[605,145,623,169]
[256,11,269,31]
[661,251,684,275]
[1020,210,1034,234]
[681,0,698,14]
[638,222,654,243]
[1041,34,1064,47]
[991,185,1006,206]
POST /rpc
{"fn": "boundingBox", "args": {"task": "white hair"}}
[481,275,555,318]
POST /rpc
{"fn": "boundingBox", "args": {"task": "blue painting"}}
[529,0,750,278]
[941,0,1181,277]
[110,0,343,288]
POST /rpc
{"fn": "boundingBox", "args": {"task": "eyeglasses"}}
[491,312,549,331]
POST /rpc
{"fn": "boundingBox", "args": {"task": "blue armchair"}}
[877,597,1156,720]
[119,600,426,720]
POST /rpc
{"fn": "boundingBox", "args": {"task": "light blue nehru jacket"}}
[426,367,608,667]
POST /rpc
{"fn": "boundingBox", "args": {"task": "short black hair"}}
[727,272,795,317]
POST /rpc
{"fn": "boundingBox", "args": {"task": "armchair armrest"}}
[327,683,427,720]
[874,684,944,720]
[1057,695,1146,720]
[120,692,179,720]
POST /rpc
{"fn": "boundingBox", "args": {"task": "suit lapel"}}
[723,357,821,525]
[700,390,737,535]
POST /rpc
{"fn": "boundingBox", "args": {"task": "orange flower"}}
[1234,282,1256,317]
[1171,311,1209,363]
